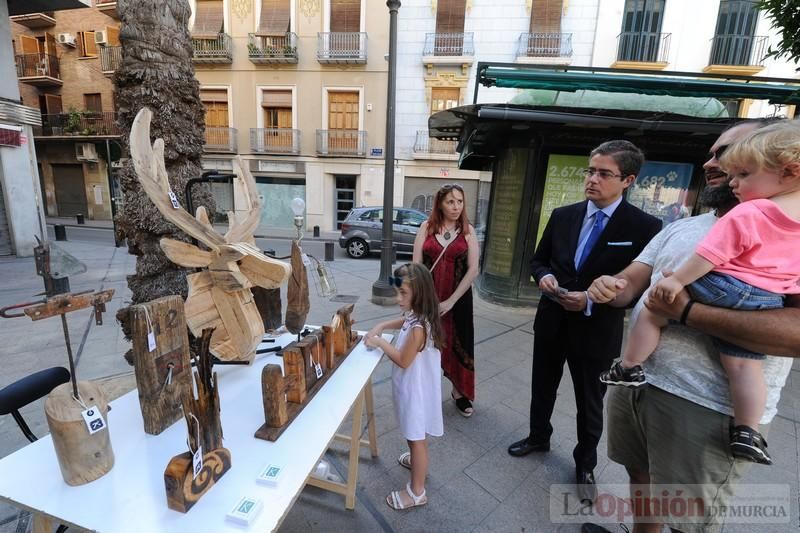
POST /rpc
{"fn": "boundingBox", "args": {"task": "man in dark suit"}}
[507,140,662,504]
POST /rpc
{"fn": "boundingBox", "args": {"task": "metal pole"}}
[105,140,121,247]
[371,0,401,305]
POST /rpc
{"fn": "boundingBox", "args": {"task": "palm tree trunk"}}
[114,0,216,358]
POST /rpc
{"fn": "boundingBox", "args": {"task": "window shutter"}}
[45,32,57,56]
[257,0,291,35]
[435,0,466,33]
[85,31,98,56]
[20,35,39,54]
[530,0,563,33]
[192,0,224,38]
[106,26,120,46]
[45,94,63,114]
[330,0,360,33]
[200,89,229,103]
[261,90,293,108]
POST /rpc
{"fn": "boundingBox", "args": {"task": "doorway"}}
[52,164,87,217]
[334,175,356,229]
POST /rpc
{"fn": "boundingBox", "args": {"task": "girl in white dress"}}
[365,263,444,510]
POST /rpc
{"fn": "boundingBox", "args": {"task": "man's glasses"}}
[582,168,625,180]
[706,144,730,162]
[440,183,464,192]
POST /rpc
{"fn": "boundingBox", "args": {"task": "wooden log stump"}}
[164,447,231,513]
[131,295,191,435]
[45,381,114,486]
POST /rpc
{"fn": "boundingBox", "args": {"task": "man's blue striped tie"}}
[577,211,606,270]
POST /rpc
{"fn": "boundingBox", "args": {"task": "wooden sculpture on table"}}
[130,295,192,435]
[255,306,362,442]
[164,329,230,513]
[285,240,309,335]
[130,108,291,363]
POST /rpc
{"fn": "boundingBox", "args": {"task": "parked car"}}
[339,206,428,259]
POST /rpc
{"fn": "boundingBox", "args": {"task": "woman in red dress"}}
[413,184,480,416]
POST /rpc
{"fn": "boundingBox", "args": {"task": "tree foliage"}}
[756,0,800,65]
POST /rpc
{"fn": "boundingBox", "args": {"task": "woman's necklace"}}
[443,225,456,240]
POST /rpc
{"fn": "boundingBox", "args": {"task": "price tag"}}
[81,406,107,435]
[168,191,181,209]
[192,445,203,479]
[302,253,311,266]
[315,362,323,379]
[147,331,157,352]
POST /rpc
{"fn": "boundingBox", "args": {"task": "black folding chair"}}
[0,367,71,533]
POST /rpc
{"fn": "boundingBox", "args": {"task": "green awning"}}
[481,66,800,105]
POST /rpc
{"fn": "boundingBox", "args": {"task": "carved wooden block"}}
[331,304,358,357]
[321,325,335,369]
[164,447,231,513]
[261,364,295,428]
[283,347,306,404]
[131,295,191,435]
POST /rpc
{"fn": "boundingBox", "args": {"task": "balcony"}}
[10,12,56,28]
[204,126,237,153]
[516,33,572,65]
[35,112,120,137]
[251,128,300,154]
[317,33,367,64]
[422,32,474,74]
[248,33,298,64]
[412,130,457,160]
[96,1,119,19]
[16,54,62,86]
[100,46,121,75]
[316,130,366,157]
[192,33,233,64]
[704,35,767,75]
[612,31,671,70]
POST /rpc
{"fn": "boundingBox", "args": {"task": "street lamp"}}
[371,0,401,305]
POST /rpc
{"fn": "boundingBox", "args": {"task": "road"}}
[44,224,411,263]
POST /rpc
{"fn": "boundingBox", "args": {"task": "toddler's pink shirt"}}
[696,198,800,294]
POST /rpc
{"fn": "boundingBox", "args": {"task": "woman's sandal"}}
[397,452,412,470]
[451,391,474,417]
[386,482,427,510]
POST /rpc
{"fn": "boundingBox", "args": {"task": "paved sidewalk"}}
[0,237,798,532]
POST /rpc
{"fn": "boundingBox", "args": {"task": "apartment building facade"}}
[11,2,121,222]
[188,0,393,233]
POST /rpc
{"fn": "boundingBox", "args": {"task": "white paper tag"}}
[168,191,181,209]
[315,362,323,379]
[192,446,203,479]
[147,331,156,352]
[81,406,106,435]
[302,253,311,266]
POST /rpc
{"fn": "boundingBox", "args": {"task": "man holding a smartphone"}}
[507,140,661,505]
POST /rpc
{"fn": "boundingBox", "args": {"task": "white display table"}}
[0,329,385,533]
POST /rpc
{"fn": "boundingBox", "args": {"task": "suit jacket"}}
[531,199,662,359]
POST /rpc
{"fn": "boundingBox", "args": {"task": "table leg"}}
[32,513,53,533]
[344,388,365,510]
[364,380,378,458]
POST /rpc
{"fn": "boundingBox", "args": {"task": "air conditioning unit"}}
[94,30,108,46]
[57,33,77,47]
[76,143,98,161]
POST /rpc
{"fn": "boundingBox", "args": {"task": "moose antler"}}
[130,108,226,249]
[225,157,261,244]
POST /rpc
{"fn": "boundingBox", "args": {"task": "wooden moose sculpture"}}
[130,107,291,363]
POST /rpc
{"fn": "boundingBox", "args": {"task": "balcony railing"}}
[192,33,233,63]
[251,128,300,154]
[248,33,298,64]
[708,34,767,66]
[423,32,475,57]
[204,126,237,153]
[616,31,671,63]
[100,46,122,74]
[35,112,120,136]
[10,12,56,28]
[413,130,457,158]
[517,33,572,59]
[15,54,61,85]
[316,130,366,156]
[317,33,367,64]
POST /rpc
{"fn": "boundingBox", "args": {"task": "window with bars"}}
[710,0,760,65]
[618,0,665,62]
